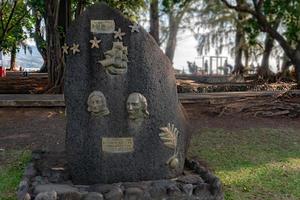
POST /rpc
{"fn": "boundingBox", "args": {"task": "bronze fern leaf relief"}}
[159,123,179,149]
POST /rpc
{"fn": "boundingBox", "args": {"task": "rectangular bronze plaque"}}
[102,137,134,153]
[91,20,115,33]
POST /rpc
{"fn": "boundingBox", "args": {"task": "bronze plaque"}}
[91,20,115,33]
[102,137,134,153]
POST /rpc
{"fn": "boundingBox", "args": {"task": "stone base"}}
[17,150,224,200]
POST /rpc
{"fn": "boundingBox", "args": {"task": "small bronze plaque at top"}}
[91,20,115,33]
[102,137,134,153]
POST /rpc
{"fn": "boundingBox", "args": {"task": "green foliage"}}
[189,128,300,199]
[243,19,260,46]
[162,0,191,13]
[102,0,146,20]
[0,0,33,53]
[70,0,146,21]
[263,0,300,43]
[0,150,31,200]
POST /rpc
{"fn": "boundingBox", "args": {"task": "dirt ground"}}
[1,104,300,152]
[0,108,66,152]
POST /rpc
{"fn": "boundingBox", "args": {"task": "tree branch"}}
[2,0,18,37]
[258,0,264,10]
[220,0,295,60]
[220,0,256,15]
[6,7,32,35]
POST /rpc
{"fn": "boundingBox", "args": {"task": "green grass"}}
[0,150,31,200]
[189,128,300,200]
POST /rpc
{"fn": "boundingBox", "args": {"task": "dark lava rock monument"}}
[64,3,189,185]
[18,3,223,200]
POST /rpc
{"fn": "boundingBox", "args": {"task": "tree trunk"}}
[165,13,179,62]
[244,48,249,69]
[45,0,63,93]
[150,0,159,44]
[9,43,17,71]
[33,10,48,73]
[44,0,71,93]
[281,54,292,73]
[232,0,247,75]
[292,50,300,86]
[257,33,274,78]
[233,21,244,74]
[75,0,86,18]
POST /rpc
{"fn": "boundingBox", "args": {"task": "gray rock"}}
[83,192,104,200]
[17,179,29,200]
[142,191,152,200]
[59,191,81,200]
[124,187,143,200]
[34,176,44,184]
[34,184,79,195]
[149,180,176,199]
[34,191,57,200]
[24,163,36,178]
[181,184,193,196]
[202,172,216,183]
[193,183,211,197]
[48,169,65,183]
[33,177,49,188]
[89,184,119,193]
[65,2,189,185]
[122,182,149,190]
[24,193,31,200]
[104,188,123,200]
[177,175,204,185]
[31,151,42,160]
[75,185,90,192]
[210,177,222,195]
[166,185,181,197]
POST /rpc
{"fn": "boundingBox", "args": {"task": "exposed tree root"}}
[213,91,300,118]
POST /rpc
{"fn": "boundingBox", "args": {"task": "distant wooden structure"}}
[196,56,228,75]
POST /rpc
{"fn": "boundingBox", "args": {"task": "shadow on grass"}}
[188,128,300,200]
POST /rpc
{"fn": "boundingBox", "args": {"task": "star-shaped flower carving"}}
[70,43,80,55]
[129,24,139,33]
[113,28,126,40]
[62,43,69,55]
[89,36,101,48]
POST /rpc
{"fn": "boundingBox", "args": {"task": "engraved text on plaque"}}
[91,20,115,33]
[102,137,134,153]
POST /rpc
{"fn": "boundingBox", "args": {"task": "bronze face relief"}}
[87,91,110,117]
[126,93,149,121]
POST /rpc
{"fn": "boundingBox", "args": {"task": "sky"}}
[173,33,199,71]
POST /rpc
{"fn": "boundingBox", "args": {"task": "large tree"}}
[162,0,198,62]
[149,0,159,43]
[0,0,31,51]
[220,0,300,85]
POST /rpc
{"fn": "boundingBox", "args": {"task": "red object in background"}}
[0,51,5,77]
[0,66,6,77]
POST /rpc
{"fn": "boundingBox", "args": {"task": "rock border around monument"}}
[17,150,224,200]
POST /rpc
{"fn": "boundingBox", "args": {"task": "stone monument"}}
[15,3,223,200]
[64,3,189,185]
